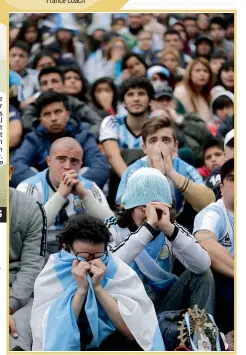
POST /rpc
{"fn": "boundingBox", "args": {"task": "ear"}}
[142,142,148,155]
[46,155,51,166]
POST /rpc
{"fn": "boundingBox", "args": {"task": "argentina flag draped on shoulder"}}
[31,250,164,351]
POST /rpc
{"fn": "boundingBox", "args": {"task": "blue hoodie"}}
[10,119,109,189]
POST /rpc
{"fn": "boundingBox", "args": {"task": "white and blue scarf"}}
[31,250,165,351]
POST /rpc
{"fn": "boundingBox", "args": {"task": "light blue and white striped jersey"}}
[193,199,234,257]
[17,169,108,244]
[99,115,143,149]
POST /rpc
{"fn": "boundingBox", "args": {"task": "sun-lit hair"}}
[182,58,214,108]
[105,37,128,61]
[160,47,181,65]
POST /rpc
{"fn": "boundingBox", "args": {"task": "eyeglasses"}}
[68,245,108,262]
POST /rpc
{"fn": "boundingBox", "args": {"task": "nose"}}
[64,159,72,170]
[50,113,57,122]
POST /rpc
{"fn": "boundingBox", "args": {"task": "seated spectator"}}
[9,40,39,102]
[107,167,214,314]
[163,29,192,69]
[183,16,199,54]
[206,129,234,199]
[194,35,214,61]
[21,66,102,138]
[209,50,227,76]
[63,66,89,103]
[84,37,128,85]
[90,77,120,119]
[17,137,112,256]
[174,58,214,122]
[132,30,160,66]
[31,50,57,71]
[214,60,234,93]
[142,13,166,40]
[197,138,225,180]
[196,13,210,35]
[172,22,193,57]
[9,165,47,351]
[147,65,170,87]
[44,13,85,72]
[159,48,185,87]
[11,91,109,189]
[209,16,234,59]
[121,53,148,80]
[100,77,154,178]
[194,161,234,259]
[150,82,185,115]
[116,117,215,214]
[13,20,42,63]
[208,90,234,136]
[193,158,234,333]
[31,214,164,351]
[150,87,214,168]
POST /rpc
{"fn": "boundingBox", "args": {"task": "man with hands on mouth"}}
[17,137,113,257]
[116,117,215,215]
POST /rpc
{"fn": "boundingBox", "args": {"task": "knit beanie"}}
[121,167,172,210]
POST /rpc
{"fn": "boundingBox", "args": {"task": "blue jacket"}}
[10,119,109,188]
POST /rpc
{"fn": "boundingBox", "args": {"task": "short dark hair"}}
[142,117,177,142]
[213,95,233,113]
[10,40,30,55]
[57,214,112,250]
[203,138,224,159]
[36,91,68,117]
[209,16,227,30]
[210,50,227,61]
[183,16,197,23]
[164,29,181,40]
[38,66,64,84]
[121,52,148,72]
[226,137,234,149]
[32,50,57,70]
[120,77,154,102]
[220,158,234,183]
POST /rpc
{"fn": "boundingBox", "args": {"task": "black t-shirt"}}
[205,167,221,201]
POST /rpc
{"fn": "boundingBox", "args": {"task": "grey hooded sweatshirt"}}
[9,188,47,313]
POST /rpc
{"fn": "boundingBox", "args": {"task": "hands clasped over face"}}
[57,170,86,198]
[72,258,106,293]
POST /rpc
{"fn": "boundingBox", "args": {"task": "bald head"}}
[47,137,83,187]
[49,137,83,158]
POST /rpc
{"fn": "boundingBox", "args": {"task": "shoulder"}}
[174,83,187,96]
[194,201,223,228]
[100,115,121,130]
[10,187,39,207]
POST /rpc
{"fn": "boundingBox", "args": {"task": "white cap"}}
[224,129,234,149]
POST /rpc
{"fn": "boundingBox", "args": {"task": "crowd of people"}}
[9,12,234,351]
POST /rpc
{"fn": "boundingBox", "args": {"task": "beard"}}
[127,107,149,117]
